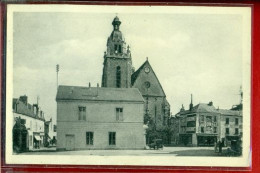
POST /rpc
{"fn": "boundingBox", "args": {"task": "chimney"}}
[208,101,213,106]
[97,83,99,96]
[189,94,193,111]
[33,104,39,116]
[19,95,28,105]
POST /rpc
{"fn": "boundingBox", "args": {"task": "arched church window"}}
[119,45,122,53]
[116,66,121,88]
[114,45,118,53]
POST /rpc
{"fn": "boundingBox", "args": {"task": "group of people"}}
[214,139,224,153]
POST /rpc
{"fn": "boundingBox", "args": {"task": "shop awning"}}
[34,135,41,141]
[40,132,45,136]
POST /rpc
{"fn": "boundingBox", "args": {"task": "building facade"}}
[174,99,242,146]
[132,60,171,128]
[13,95,45,151]
[44,118,57,146]
[56,86,145,150]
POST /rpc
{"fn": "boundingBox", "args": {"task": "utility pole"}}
[56,64,59,90]
[239,86,243,104]
[37,95,40,105]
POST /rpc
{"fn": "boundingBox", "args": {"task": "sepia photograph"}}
[5,4,251,167]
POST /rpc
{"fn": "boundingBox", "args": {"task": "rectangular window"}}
[109,132,116,145]
[200,115,204,122]
[235,128,239,134]
[86,132,94,145]
[235,118,239,125]
[201,127,204,133]
[226,118,229,124]
[78,106,86,120]
[206,116,212,122]
[116,108,123,121]
[226,128,229,134]
[214,116,217,122]
[214,127,217,133]
[187,121,196,127]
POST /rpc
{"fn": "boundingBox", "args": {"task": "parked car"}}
[226,140,242,156]
[148,139,163,150]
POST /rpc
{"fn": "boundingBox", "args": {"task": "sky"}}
[13,11,243,122]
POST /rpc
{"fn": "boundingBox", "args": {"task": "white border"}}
[5,4,251,167]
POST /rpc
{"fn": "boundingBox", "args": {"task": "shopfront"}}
[179,134,192,146]
[197,134,218,146]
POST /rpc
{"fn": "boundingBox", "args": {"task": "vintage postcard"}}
[5,4,251,167]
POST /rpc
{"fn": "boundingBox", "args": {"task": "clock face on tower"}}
[144,67,150,73]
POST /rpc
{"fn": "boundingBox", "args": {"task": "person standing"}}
[218,140,222,153]
[214,140,218,153]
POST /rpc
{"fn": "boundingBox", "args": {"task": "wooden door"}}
[65,135,75,150]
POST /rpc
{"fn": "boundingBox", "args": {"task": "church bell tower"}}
[101,16,133,88]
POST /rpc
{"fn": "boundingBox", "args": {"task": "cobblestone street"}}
[18,146,230,157]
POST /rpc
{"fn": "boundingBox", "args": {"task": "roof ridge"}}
[59,85,139,90]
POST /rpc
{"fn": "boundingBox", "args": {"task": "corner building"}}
[13,95,45,151]
[175,100,242,146]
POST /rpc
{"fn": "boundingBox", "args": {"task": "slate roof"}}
[131,60,147,85]
[192,103,218,113]
[56,85,144,103]
[177,103,242,116]
[13,99,45,121]
[218,109,241,116]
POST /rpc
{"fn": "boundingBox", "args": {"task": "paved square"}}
[18,147,229,157]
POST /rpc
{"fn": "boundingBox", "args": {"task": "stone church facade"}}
[101,16,171,130]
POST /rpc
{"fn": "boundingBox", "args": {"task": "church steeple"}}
[112,16,121,31]
[102,16,133,88]
[105,16,131,58]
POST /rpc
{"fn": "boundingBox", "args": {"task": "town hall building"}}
[56,86,145,150]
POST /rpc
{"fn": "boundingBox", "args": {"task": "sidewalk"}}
[30,146,56,152]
